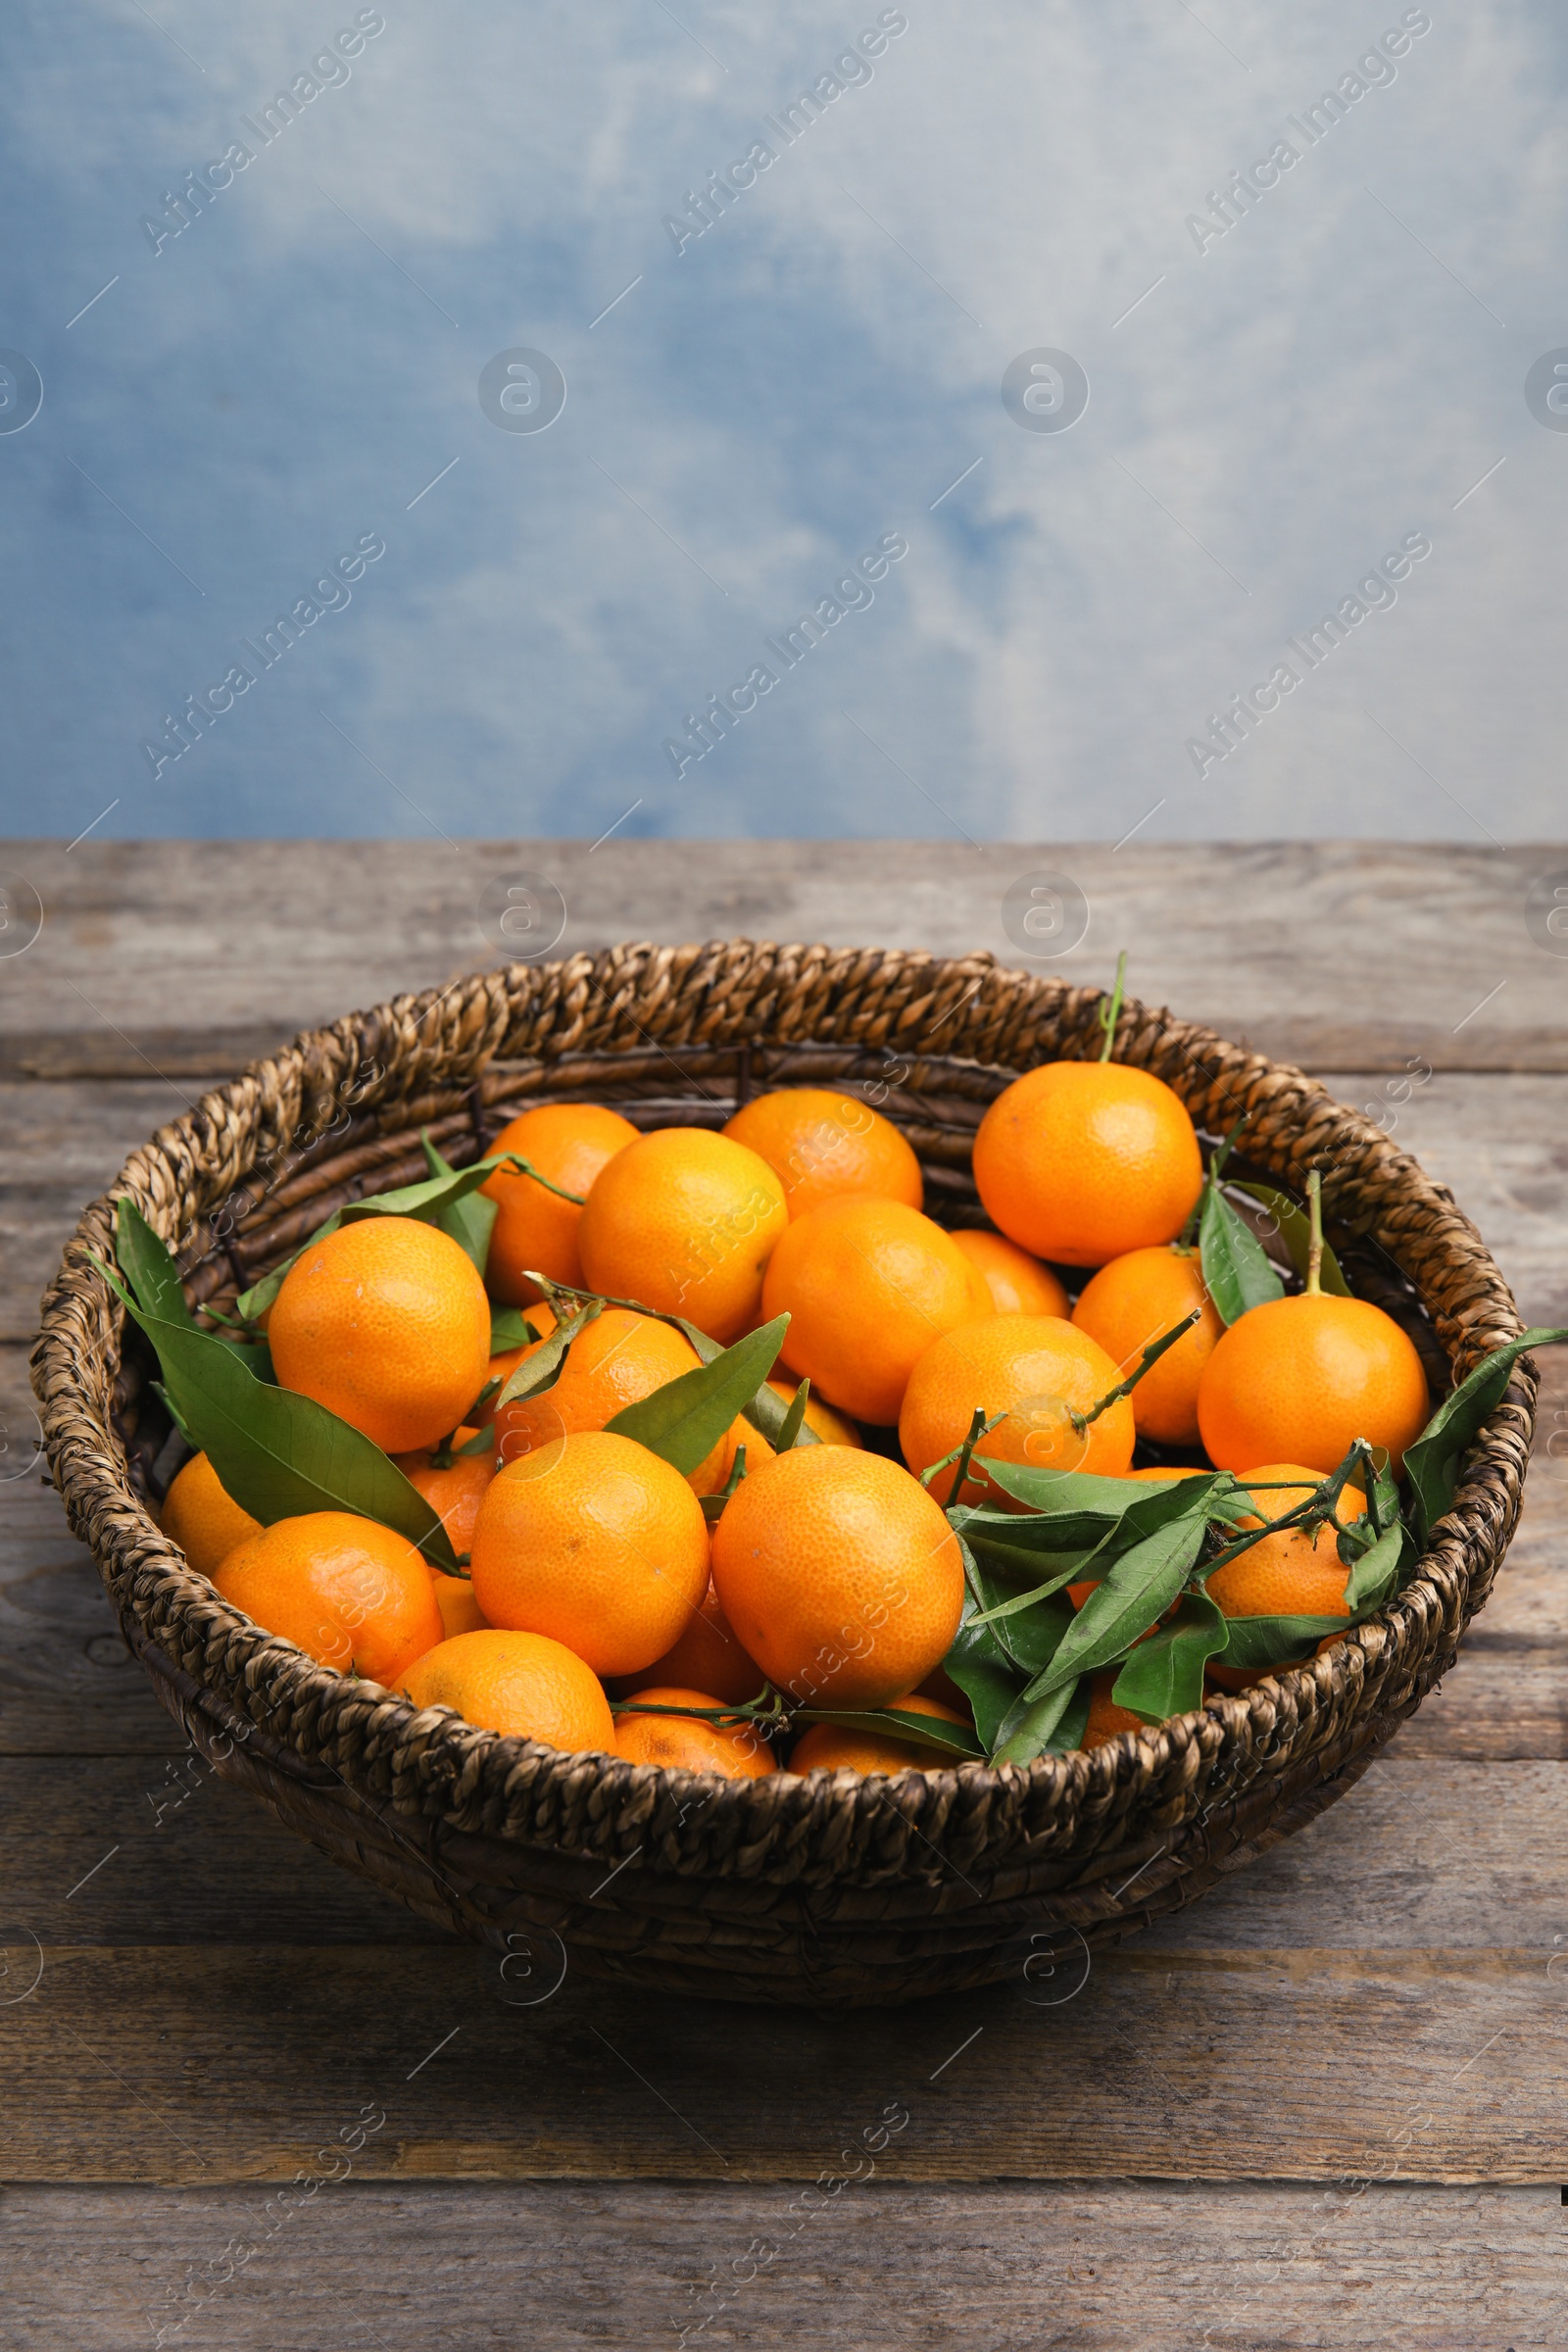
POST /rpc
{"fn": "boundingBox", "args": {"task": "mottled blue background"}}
[0,0,1561,843]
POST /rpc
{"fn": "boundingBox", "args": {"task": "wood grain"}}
[3,840,1566,1076]
[4,1940,1566,2184]
[3,2180,1564,2352]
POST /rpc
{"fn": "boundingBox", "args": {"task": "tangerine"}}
[211,1512,443,1685]
[159,1450,261,1574]
[899,1315,1135,1503]
[401,1628,613,1751]
[612,1686,776,1777]
[760,1196,994,1426]
[577,1127,788,1345]
[722,1086,922,1220]
[951,1228,1070,1319]
[710,1446,963,1709]
[787,1691,968,1776]
[1071,1245,1221,1447]
[269,1217,491,1454]
[469,1429,710,1678]
[1204,1461,1366,1624]
[481,1102,639,1305]
[973,1061,1203,1267]
[1197,1293,1429,1476]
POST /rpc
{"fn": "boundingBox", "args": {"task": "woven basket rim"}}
[31,939,1534,1879]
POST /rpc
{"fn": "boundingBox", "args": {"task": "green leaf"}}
[1200,1184,1286,1326]
[1212,1611,1348,1670]
[1403,1327,1568,1543]
[967,1461,1178,1522]
[1019,1508,1210,1702]
[605,1318,789,1477]
[339,1160,501,1229]
[792,1704,985,1762]
[1110,1589,1228,1722]
[415,1131,498,1275]
[114,1199,196,1328]
[92,1256,458,1571]
[990,1673,1091,1766]
[1233,1180,1350,1298]
[489,1304,545,1353]
[527,1279,820,1450]
[774,1378,810,1454]
[1343,1521,1408,1614]
[492,1300,600,1412]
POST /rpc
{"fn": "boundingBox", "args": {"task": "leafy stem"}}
[1305,1167,1323,1298]
[1069,1311,1200,1434]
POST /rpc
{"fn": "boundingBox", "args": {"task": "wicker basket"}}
[33,942,1537,2008]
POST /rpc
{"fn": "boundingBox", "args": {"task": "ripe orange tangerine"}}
[159,1450,261,1574]
[761,1196,994,1426]
[401,1628,614,1751]
[787,1691,969,1777]
[1071,1245,1222,1448]
[269,1216,491,1454]
[722,1086,922,1220]
[469,1429,710,1679]
[973,1061,1203,1268]
[481,1102,639,1305]
[211,1512,443,1686]
[710,1446,963,1710]
[899,1315,1135,1504]
[1198,1292,1430,1478]
[1204,1462,1367,1690]
[577,1126,788,1345]
[612,1686,776,1778]
[951,1228,1070,1319]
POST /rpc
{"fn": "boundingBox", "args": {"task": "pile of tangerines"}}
[157,1037,1438,1782]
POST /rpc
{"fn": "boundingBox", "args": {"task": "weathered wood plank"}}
[2,2180,1563,2352]
[3,841,1565,1076]
[3,1941,1564,2183]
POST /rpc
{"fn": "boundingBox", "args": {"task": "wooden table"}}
[4,841,1567,2350]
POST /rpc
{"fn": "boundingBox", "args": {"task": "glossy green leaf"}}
[605,1318,788,1476]
[416,1132,498,1275]
[792,1703,985,1761]
[1110,1589,1228,1722]
[1200,1183,1285,1326]
[1018,1508,1210,1702]
[1211,1611,1349,1670]
[114,1199,196,1328]
[1232,1180,1349,1298]
[969,1461,1184,1523]
[774,1378,810,1453]
[1343,1522,1407,1614]
[1403,1327,1568,1543]
[92,1257,458,1570]
[990,1673,1091,1767]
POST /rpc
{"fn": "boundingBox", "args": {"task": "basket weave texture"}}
[33,942,1537,2007]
